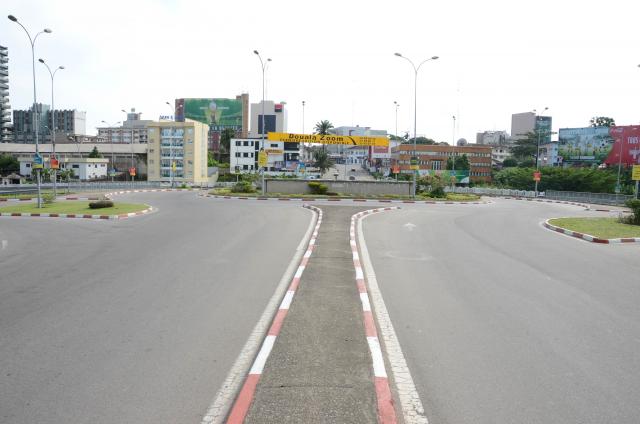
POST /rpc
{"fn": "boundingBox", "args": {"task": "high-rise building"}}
[146,119,209,184]
[476,130,508,145]
[0,45,11,142]
[12,105,86,143]
[97,108,151,144]
[249,100,287,138]
[511,112,552,143]
[175,95,249,151]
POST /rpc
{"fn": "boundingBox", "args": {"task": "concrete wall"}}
[265,179,413,196]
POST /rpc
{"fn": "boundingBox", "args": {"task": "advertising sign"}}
[604,126,640,167]
[129,167,136,176]
[268,132,388,147]
[533,171,541,181]
[50,157,59,169]
[410,157,419,170]
[392,166,400,174]
[258,151,268,167]
[633,165,640,181]
[558,127,614,165]
[425,170,470,183]
[177,98,243,131]
[32,153,43,169]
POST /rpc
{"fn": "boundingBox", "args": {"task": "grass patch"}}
[208,189,480,201]
[0,201,148,215]
[0,190,75,199]
[548,217,640,239]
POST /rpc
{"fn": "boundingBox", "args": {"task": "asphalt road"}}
[363,198,640,423]
[0,192,311,424]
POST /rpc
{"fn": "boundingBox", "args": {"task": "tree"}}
[502,157,518,168]
[403,136,436,145]
[0,154,19,175]
[88,146,102,158]
[314,120,334,135]
[218,128,235,162]
[312,148,334,174]
[510,131,538,160]
[590,116,615,128]
[445,154,470,170]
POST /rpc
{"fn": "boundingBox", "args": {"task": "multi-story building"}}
[511,112,552,142]
[476,130,508,145]
[230,138,300,173]
[146,119,209,184]
[19,156,109,180]
[249,100,287,139]
[175,95,249,151]
[12,105,86,143]
[491,145,512,167]
[0,45,11,142]
[391,144,492,183]
[97,108,151,144]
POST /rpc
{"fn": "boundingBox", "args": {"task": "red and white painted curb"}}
[224,204,323,424]
[543,219,640,244]
[203,193,488,206]
[351,207,401,424]
[0,206,153,220]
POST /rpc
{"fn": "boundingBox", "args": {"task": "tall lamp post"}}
[38,59,64,197]
[393,101,400,137]
[394,52,439,198]
[101,120,120,182]
[533,106,549,197]
[451,115,456,188]
[254,50,271,195]
[302,100,306,162]
[8,15,52,208]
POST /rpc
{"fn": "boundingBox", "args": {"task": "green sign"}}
[180,98,243,131]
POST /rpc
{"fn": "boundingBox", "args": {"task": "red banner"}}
[604,126,640,167]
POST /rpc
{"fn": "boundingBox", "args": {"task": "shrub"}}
[231,181,256,193]
[430,186,446,198]
[42,193,55,205]
[89,200,114,209]
[308,181,328,195]
[624,199,640,225]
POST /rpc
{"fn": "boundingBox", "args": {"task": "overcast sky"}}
[2,0,639,143]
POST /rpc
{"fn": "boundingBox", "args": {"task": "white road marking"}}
[249,335,277,375]
[279,290,295,310]
[403,222,416,231]
[1,240,7,250]
[358,213,429,424]
[200,206,319,424]
[367,337,387,378]
[360,293,372,311]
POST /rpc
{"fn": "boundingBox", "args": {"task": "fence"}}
[446,186,536,198]
[544,190,633,206]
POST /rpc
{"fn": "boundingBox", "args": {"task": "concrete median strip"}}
[542,219,640,244]
[353,208,429,424]
[0,206,153,220]
[203,193,489,206]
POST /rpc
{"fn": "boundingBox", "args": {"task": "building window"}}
[243,152,249,157]
[235,152,241,157]
[243,141,249,146]
[72,164,79,169]
[243,164,249,170]
[236,141,241,146]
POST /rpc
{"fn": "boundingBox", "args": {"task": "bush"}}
[89,200,114,209]
[308,181,328,195]
[625,199,640,225]
[42,193,55,205]
[429,186,446,198]
[231,181,256,193]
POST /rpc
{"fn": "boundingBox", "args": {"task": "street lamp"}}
[101,120,120,182]
[39,58,64,197]
[533,106,549,196]
[394,52,439,197]
[254,50,272,195]
[302,100,306,163]
[393,101,400,138]
[451,115,456,188]
[165,101,174,119]
[8,14,52,208]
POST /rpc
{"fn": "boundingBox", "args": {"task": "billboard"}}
[604,126,640,167]
[558,127,614,165]
[423,169,470,183]
[176,98,243,131]
[535,116,553,143]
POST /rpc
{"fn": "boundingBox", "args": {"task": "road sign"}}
[32,153,44,169]
[50,157,59,169]
[267,132,389,147]
[533,171,541,181]
[410,157,419,170]
[109,168,117,177]
[129,167,136,176]
[632,165,640,181]
[258,150,268,167]
[392,166,400,174]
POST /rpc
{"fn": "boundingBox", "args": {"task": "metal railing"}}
[544,190,632,206]
[446,186,536,198]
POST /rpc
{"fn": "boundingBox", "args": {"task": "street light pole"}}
[254,50,271,195]
[393,101,399,138]
[533,106,548,197]
[122,109,135,186]
[39,59,64,197]
[452,115,456,188]
[302,100,306,162]
[8,15,52,208]
[394,53,439,198]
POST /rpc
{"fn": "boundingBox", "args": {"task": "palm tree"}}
[314,120,334,135]
[312,148,334,174]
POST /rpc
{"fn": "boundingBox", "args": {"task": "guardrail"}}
[544,190,632,206]
[446,186,536,198]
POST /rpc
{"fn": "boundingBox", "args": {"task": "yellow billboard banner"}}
[264,148,284,155]
[268,132,388,147]
[632,165,640,181]
[258,151,268,167]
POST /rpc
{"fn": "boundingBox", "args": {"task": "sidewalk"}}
[244,205,378,423]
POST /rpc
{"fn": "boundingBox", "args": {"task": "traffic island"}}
[0,201,152,220]
[544,217,640,243]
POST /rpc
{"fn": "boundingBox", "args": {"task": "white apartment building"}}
[230,138,300,173]
[249,101,287,138]
[19,157,109,180]
[491,145,512,166]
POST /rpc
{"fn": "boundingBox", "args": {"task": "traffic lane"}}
[364,200,640,424]
[0,192,311,424]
